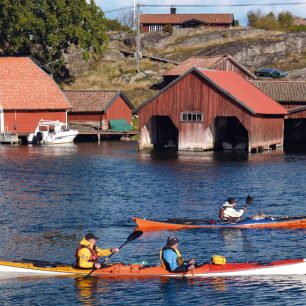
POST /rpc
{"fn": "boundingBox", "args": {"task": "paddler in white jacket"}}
[219,197,248,222]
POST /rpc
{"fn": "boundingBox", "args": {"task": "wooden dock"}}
[0,133,20,144]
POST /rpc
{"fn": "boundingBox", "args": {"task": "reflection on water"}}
[0,142,306,305]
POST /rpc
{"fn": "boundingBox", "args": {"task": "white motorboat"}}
[27,120,79,144]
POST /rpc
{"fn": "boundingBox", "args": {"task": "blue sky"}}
[96,0,306,25]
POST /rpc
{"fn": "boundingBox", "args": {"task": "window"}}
[149,25,163,32]
[180,112,203,122]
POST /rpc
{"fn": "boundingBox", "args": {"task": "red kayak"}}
[133,216,306,231]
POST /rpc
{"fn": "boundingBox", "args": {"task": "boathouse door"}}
[150,115,178,150]
[214,116,248,150]
[284,119,306,148]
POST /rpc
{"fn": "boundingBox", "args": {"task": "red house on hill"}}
[140,8,234,32]
[134,69,288,152]
[0,57,71,134]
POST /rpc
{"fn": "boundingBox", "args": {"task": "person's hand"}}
[188,264,195,271]
[111,247,120,253]
[94,262,101,269]
[243,205,247,211]
[188,258,195,265]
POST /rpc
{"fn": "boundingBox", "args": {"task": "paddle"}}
[85,230,143,278]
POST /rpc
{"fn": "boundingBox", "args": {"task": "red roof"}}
[140,14,233,25]
[164,55,255,78]
[0,57,71,110]
[64,90,134,113]
[164,56,224,76]
[252,80,306,103]
[198,69,288,115]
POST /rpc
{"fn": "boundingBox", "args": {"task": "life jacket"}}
[219,207,226,220]
[160,247,184,271]
[75,244,99,267]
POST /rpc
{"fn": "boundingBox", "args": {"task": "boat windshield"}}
[60,125,69,132]
[38,125,49,132]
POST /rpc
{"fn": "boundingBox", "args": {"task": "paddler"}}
[219,197,248,222]
[160,236,195,272]
[75,233,119,269]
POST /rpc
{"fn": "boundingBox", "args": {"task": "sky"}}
[96,0,306,25]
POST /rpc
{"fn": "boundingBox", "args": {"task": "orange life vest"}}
[75,245,99,267]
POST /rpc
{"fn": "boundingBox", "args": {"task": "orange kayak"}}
[133,216,306,231]
[1,258,306,277]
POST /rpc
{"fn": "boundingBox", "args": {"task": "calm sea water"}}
[0,142,305,305]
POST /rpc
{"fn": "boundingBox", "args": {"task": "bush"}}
[223,31,229,38]
[163,24,173,34]
[290,25,306,32]
[247,10,297,32]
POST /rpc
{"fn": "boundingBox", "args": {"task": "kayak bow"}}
[133,216,306,231]
[0,258,305,277]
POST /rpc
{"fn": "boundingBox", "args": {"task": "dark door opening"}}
[214,117,248,150]
[284,119,306,149]
[150,116,178,150]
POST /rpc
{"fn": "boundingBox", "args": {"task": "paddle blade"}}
[126,230,143,243]
[246,195,253,205]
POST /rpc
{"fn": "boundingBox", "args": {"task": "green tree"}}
[0,0,108,80]
[278,11,294,31]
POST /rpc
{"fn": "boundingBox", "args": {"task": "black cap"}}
[85,233,98,240]
[166,236,179,247]
[227,197,236,204]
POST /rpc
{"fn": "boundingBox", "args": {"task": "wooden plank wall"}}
[4,110,67,134]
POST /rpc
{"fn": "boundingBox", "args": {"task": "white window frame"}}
[180,112,203,122]
[149,25,163,32]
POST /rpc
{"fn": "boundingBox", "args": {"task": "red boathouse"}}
[64,90,134,129]
[0,57,71,134]
[134,68,288,152]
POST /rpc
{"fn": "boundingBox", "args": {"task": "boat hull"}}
[133,216,306,231]
[0,259,305,278]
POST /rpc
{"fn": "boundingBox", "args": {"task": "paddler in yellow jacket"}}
[75,233,119,269]
[160,236,195,272]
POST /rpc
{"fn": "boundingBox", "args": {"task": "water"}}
[0,142,305,305]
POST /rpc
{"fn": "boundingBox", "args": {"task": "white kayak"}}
[0,258,306,278]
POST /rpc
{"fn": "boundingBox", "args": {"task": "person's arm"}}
[78,248,94,268]
[96,246,112,257]
[163,250,178,272]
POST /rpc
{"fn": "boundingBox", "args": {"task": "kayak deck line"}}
[0,258,305,278]
[132,216,306,231]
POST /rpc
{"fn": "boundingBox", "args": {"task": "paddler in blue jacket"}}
[160,236,195,272]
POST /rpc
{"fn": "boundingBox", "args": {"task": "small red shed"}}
[134,69,288,152]
[0,57,71,134]
[163,55,255,85]
[64,90,134,129]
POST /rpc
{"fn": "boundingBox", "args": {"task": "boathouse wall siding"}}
[138,72,284,150]
[4,110,67,134]
[213,59,252,80]
[106,96,133,123]
[68,113,103,122]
